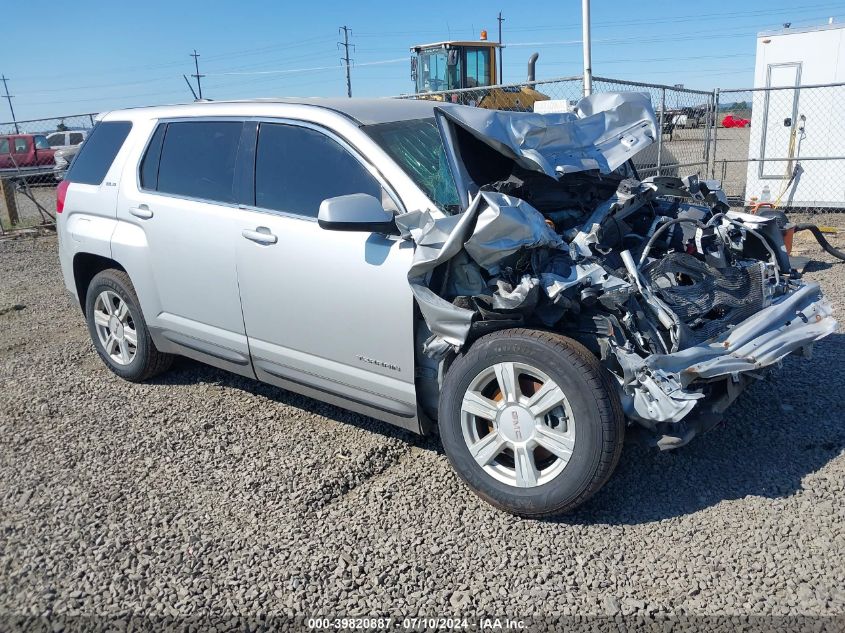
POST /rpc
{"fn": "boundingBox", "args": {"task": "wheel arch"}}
[72,252,126,314]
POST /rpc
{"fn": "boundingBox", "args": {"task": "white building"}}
[744,22,845,208]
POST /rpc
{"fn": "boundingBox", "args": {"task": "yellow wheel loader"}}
[410,34,548,111]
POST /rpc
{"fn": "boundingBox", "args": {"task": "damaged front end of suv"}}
[398,93,837,449]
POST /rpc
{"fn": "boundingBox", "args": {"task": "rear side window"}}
[255,123,380,218]
[154,121,242,204]
[47,133,65,147]
[139,124,167,190]
[67,121,132,185]
[69,132,84,144]
[14,138,28,153]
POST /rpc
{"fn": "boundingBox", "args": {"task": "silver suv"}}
[57,96,835,517]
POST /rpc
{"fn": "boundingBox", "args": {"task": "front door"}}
[235,121,418,427]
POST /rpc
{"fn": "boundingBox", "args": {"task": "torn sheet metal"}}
[616,282,836,424]
[614,348,704,424]
[464,192,566,274]
[396,190,564,350]
[395,206,479,348]
[569,179,657,259]
[644,282,836,383]
[541,263,628,300]
[435,91,657,181]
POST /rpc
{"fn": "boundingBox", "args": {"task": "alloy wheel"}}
[92,290,138,366]
[460,361,576,488]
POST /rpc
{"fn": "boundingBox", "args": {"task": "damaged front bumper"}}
[616,281,836,443]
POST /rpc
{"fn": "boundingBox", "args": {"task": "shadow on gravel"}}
[147,357,428,447]
[558,332,845,526]
[801,260,839,274]
[149,333,845,526]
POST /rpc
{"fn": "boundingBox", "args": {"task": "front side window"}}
[465,48,491,88]
[155,121,243,203]
[14,138,28,153]
[47,133,65,147]
[34,135,50,150]
[254,123,381,218]
[364,118,459,212]
[69,132,84,145]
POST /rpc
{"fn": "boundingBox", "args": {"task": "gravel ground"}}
[1,222,844,630]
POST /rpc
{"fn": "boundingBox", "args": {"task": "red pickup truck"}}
[0,133,56,173]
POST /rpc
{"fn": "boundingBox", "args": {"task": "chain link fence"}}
[2,77,843,233]
[398,76,845,214]
[713,83,845,211]
[0,114,97,234]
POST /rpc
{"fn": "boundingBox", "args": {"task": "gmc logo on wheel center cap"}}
[510,409,523,440]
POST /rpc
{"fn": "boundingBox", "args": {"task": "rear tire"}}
[85,269,172,382]
[438,329,624,517]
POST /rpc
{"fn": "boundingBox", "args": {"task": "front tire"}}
[85,269,172,382]
[438,329,624,517]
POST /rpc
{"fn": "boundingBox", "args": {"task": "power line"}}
[207,57,405,76]
[338,26,354,98]
[1,75,18,133]
[504,2,845,33]
[190,49,205,99]
[505,15,844,49]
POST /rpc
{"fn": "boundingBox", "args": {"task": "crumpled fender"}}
[395,190,563,350]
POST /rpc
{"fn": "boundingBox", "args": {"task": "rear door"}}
[116,119,253,375]
[234,121,418,426]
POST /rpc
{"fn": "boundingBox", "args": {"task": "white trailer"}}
[744,23,845,209]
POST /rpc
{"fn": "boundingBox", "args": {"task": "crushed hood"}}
[435,92,658,208]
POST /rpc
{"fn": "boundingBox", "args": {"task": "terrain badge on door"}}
[357,355,401,372]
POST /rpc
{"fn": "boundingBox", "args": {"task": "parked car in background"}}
[46,130,89,180]
[0,134,56,175]
[54,145,83,180]
[722,114,751,128]
[670,106,708,129]
[46,130,88,149]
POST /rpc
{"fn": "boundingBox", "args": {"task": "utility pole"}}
[1,75,18,133]
[190,49,204,100]
[338,26,354,98]
[497,11,505,85]
[581,0,592,96]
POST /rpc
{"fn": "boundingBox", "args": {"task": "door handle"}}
[242,227,277,245]
[129,204,153,219]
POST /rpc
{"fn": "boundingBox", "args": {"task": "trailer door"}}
[759,62,801,179]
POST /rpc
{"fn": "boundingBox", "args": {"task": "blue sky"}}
[3,0,845,121]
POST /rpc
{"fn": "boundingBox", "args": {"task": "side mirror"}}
[317,193,397,234]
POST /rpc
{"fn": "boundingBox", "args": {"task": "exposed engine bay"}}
[398,93,837,448]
